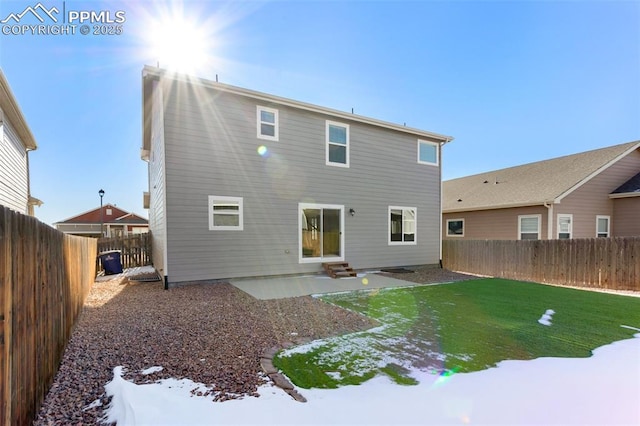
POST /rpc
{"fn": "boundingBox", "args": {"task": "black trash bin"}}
[99,250,123,275]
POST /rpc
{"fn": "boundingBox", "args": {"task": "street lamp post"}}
[99,189,105,238]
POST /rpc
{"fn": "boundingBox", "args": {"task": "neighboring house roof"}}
[0,68,37,151]
[443,141,640,213]
[610,171,640,198]
[114,212,149,224]
[141,66,454,160]
[54,204,148,225]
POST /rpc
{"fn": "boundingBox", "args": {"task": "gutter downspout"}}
[439,138,452,267]
[544,202,553,240]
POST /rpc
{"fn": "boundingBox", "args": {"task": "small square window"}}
[418,140,438,165]
[257,106,278,141]
[446,219,464,237]
[209,196,243,231]
[326,121,349,167]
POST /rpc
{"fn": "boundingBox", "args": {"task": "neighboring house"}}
[0,68,42,216]
[54,204,149,238]
[141,66,453,286]
[443,141,640,240]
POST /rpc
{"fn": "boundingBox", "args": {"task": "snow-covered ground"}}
[101,333,640,425]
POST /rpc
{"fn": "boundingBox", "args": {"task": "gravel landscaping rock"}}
[378,264,477,285]
[34,267,472,425]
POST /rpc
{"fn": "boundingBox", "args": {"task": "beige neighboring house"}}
[0,69,42,216]
[443,141,640,240]
[54,204,149,238]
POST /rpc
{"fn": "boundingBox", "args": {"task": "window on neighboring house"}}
[519,214,541,240]
[208,196,243,231]
[106,208,112,216]
[596,215,610,238]
[389,206,417,245]
[557,214,572,239]
[257,106,278,141]
[417,140,439,165]
[326,121,349,167]
[446,219,464,237]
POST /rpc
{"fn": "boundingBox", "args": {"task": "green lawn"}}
[273,278,640,389]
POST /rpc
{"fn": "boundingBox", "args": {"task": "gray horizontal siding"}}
[162,82,441,283]
[149,79,168,277]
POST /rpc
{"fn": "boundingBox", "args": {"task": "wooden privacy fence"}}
[443,237,640,291]
[0,205,97,425]
[97,233,151,272]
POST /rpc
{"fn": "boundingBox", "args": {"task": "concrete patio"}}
[230,271,420,300]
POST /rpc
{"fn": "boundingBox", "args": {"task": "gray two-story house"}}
[141,66,452,287]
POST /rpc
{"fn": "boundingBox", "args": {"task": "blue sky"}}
[1,0,638,226]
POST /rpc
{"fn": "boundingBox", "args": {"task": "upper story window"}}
[518,214,540,240]
[596,215,610,238]
[557,214,573,239]
[417,140,439,166]
[209,196,244,231]
[446,219,464,237]
[326,121,349,167]
[389,206,417,245]
[257,106,278,141]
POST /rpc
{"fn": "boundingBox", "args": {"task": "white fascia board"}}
[609,192,640,199]
[142,65,454,144]
[0,69,37,150]
[443,200,557,214]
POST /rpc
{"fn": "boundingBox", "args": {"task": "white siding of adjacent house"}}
[148,79,168,279]
[55,223,102,235]
[159,80,442,284]
[0,116,29,214]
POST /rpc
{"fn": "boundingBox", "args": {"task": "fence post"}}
[0,206,12,425]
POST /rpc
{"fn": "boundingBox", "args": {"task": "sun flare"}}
[147,12,212,75]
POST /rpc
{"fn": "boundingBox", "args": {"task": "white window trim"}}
[446,218,465,237]
[257,105,279,141]
[388,206,417,246]
[209,196,244,231]
[326,120,349,167]
[596,215,610,238]
[417,139,439,166]
[557,214,573,239]
[298,203,345,263]
[518,214,541,240]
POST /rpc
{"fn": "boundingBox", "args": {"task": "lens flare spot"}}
[433,367,460,387]
[257,145,268,156]
[362,277,369,286]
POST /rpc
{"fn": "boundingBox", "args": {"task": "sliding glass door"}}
[299,203,344,262]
